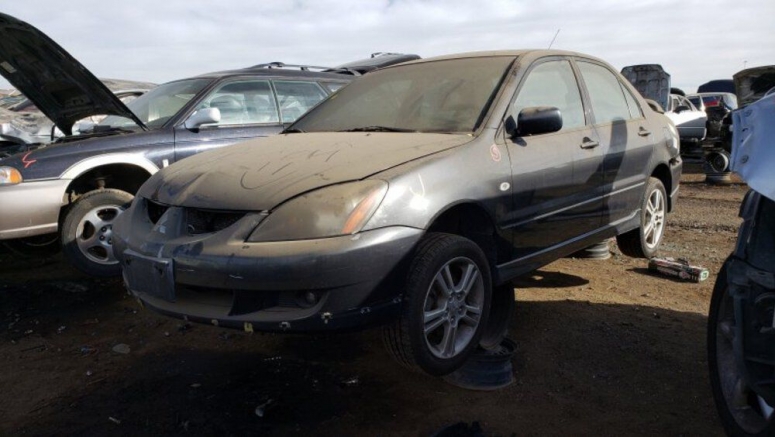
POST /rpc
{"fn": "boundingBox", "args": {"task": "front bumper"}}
[114,203,423,332]
[0,179,69,240]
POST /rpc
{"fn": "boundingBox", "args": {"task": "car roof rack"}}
[248,62,330,71]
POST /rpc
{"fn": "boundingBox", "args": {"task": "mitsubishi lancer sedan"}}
[114,50,682,376]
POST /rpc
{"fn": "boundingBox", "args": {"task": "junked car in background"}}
[621,64,704,145]
[0,12,355,275]
[114,49,682,377]
[0,78,156,150]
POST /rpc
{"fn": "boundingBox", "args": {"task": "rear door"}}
[575,60,655,227]
[503,57,604,260]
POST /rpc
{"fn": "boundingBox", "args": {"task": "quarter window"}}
[273,81,328,123]
[578,62,632,124]
[510,60,585,131]
[198,80,279,125]
[621,84,643,118]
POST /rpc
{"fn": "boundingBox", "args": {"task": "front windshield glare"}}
[100,78,211,129]
[291,57,514,134]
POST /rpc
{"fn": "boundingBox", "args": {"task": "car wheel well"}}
[426,203,504,271]
[651,164,672,211]
[65,164,152,202]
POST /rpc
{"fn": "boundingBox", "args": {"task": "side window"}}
[620,84,643,119]
[577,62,632,124]
[197,80,279,126]
[510,60,585,131]
[273,81,328,123]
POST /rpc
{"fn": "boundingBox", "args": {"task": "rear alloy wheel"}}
[383,233,492,376]
[709,264,775,436]
[617,177,666,258]
[61,189,134,277]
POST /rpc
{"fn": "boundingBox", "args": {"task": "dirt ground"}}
[0,163,744,436]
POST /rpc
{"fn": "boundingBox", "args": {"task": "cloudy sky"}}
[1,0,773,93]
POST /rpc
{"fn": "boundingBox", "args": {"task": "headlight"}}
[248,180,388,242]
[0,166,22,185]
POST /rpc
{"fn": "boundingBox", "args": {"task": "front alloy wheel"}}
[423,257,485,359]
[383,233,492,376]
[61,189,134,277]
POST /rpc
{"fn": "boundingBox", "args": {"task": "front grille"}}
[185,208,245,235]
[146,199,169,224]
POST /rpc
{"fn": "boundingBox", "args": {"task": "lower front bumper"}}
[117,226,424,332]
[0,179,69,240]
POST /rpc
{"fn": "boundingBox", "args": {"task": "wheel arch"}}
[651,163,673,212]
[425,202,507,274]
[62,154,158,199]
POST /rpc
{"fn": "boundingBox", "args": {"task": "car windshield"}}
[291,56,514,134]
[100,78,211,129]
[688,96,701,107]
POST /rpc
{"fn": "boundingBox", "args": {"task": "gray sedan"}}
[114,50,681,376]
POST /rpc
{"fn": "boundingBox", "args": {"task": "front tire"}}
[61,189,134,277]
[383,233,492,376]
[616,177,667,258]
[708,263,775,436]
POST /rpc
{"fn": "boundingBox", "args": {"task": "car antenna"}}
[547,29,561,49]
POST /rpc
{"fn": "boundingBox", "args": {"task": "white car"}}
[664,93,707,143]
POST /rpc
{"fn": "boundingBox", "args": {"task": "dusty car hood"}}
[141,132,472,211]
[734,66,775,107]
[0,13,145,135]
[621,64,671,111]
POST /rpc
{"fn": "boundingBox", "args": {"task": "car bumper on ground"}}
[0,179,68,239]
[115,212,424,332]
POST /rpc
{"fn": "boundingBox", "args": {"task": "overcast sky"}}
[1,0,773,93]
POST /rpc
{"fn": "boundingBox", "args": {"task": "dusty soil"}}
[0,164,744,436]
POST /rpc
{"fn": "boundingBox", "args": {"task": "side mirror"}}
[184,108,221,130]
[507,106,562,137]
[675,105,690,114]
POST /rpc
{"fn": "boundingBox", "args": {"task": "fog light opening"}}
[295,291,321,308]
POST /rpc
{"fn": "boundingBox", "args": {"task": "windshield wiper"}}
[339,126,416,133]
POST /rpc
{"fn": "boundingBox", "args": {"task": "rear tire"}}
[383,233,492,376]
[61,189,134,277]
[617,177,666,258]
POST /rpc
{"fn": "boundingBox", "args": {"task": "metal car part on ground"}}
[113,49,682,376]
[0,12,355,275]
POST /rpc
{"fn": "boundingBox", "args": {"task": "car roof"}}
[393,49,609,66]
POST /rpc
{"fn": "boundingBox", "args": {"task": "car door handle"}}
[580,138,599,149]
[638,127,651,137]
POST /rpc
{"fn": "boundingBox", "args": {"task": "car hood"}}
[0,13,145,135]
[621,64,671,111]
[734,66,775,107]
[140,132,472,211]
